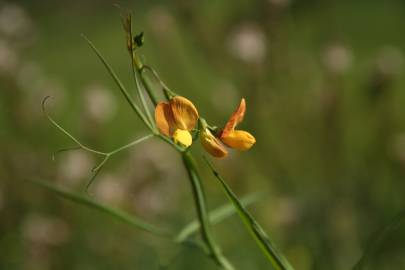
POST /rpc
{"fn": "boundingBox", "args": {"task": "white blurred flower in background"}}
[57,151,94,187]
[22,214,69,270]
[0,39,18,74]
[83,83,117,124]
[93,173,126,205]
[126,140,183,217]
[0,3,35,43]
[128,139,179,179]
[132,184,168,216]
[376,46,403,77]
[22,215,70,246]
[321,44,353,75]
[147,6,175,40]
[17,61,66,121]
[227,23,267,64]
[22,215,69,270]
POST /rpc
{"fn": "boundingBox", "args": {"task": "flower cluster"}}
[155,96,255,158]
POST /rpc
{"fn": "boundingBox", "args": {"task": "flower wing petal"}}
[221,98,246,137]
[155,102,177,136]
[170,96,199,131]
[201,129,228,158]
[221,130,256,151]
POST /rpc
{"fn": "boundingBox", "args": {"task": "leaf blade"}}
[81,35,153,131]
[204,157,295,270]
[29,179,170,237]
[175,192,264,243]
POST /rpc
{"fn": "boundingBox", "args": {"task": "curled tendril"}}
[42,96,153,193]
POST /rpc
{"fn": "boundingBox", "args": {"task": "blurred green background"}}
[1,0,405,269]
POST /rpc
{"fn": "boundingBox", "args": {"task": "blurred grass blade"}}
[204,157,295,270]
[176,192,264,243]
[81,35,153,131]
[29,179,170,237]
[352,209,405,270]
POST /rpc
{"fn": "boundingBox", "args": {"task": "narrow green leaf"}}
[204,157,295,270]
[175,192,264,243]
[352,209,405,270]
[133,69,155,127]
[81,35,153,131]
[28,179,170,237]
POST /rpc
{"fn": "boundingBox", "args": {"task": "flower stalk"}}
[133,53,159,107]
[182,152,234,270]
[121,14,234,268]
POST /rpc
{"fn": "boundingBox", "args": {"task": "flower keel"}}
[173,129,193,147]
[219,98,255,151]
[221,130,256,151]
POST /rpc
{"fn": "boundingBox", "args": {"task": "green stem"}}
[82,35,153,132]
[132,39,233,269]
[139,70,159,106]
[182,152,234,270]
[132,54,159,106]
[131,56,155,129]
[108,134,154,155]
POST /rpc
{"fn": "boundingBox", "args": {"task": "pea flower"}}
[155,96,199,147]
[200,98,255,158]
[219,98,256,150]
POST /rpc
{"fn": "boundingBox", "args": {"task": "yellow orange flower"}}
[220,98,256,151]
[155,96,199,147]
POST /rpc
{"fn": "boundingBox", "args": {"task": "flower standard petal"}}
[221,130,256,151]
[200,128,228,158]
[170,96,199,131]
[155,102,177,136]
[221,98,246,137]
